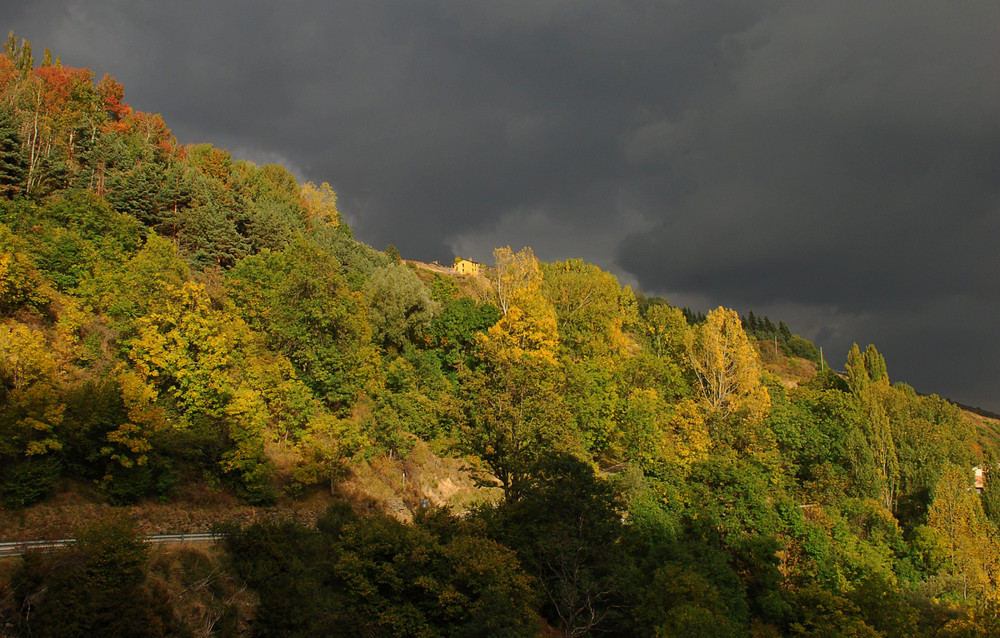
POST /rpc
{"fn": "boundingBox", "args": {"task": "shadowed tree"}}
[457,353,573,498]
[12,514,175,637]
[489,453,631,637]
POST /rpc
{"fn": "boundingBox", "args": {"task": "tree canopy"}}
[2,36,999,638]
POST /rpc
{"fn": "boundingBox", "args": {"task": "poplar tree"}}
[846,343,899,510]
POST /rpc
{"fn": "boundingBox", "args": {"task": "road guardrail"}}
[0,532,226,557]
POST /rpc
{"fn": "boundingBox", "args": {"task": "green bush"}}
[782,334,821,363]
[1,456,61,509]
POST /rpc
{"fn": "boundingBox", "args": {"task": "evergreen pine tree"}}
[763,316,776,337]
[0,107,26,198]
[778,320,792,343]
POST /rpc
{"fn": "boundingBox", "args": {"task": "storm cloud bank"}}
[4,1,999,409]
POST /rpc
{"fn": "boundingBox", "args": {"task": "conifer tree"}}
[0,106,25,198]
[763,316,776,337]
[778,320,792,342]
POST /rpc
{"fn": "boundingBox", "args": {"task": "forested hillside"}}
[2,35,1000,636]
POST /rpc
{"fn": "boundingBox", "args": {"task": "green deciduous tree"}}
[226,238,379,412]
[77,233,190,338]
[632,562,740,638]
[457,354,573,498]
[424,297,500,373]
[541,258,637,358]
[0,220,51,314]
[773,387,880,504]
[363,262,440,353]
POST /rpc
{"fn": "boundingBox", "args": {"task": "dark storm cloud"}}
[3,1,998,409]
[613,1,1000,407]
[4,1,760,258]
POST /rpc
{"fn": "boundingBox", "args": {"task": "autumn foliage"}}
[1,35,999,637]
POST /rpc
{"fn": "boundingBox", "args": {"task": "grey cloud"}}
[3,0,998,409]
[616,1,1000,408]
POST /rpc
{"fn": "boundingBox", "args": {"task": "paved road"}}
[0,533,225,557]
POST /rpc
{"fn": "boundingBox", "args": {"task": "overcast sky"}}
[4,1,999,411]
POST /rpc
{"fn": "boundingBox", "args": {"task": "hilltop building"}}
[453,257,480,277]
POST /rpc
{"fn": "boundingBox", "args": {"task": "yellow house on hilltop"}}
[453,257,481,277]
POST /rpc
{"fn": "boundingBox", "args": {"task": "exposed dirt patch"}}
[758,342,819,389]
[146,544,256,637]
[0,482,337,541]
[0,442,490,540]
[335,439,497,523]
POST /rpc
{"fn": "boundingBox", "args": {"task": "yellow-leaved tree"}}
[459,247,574,498]
[928,463,1000,602]
[479,246,559,365]
[619,392,711,473]
[300,181,340,227]
[686,307,770,425]
[127,281,331,500]
[491,246,542,317]
[643,303,688,361]
[0,321,65,507]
